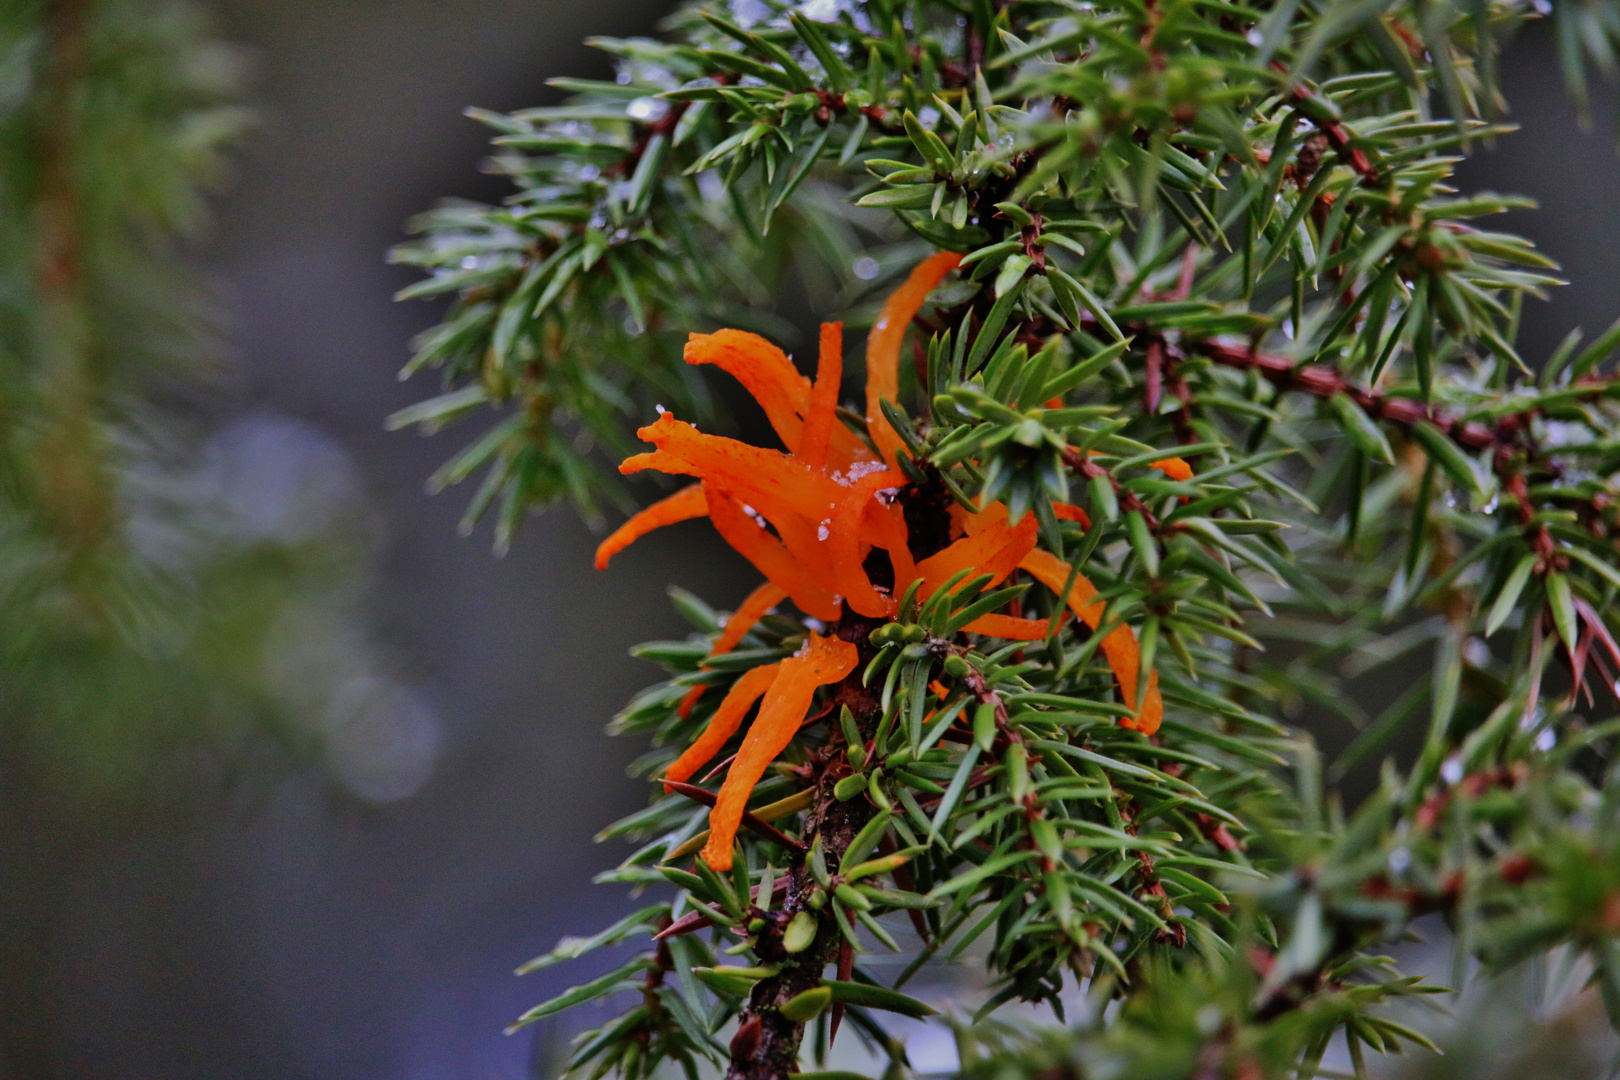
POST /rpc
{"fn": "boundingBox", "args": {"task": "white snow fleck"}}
[831,460,890,486]
[626,97,669,123]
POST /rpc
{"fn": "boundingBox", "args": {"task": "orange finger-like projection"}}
[1020,549,1162,735]
[916,507,1038,597]
[866,251,963,466]
[712,581,790,660]
[675,580,790,720]
[700,633,857,870]
[1154,457,1193,483]
[628,413,844,527]
[684,329,811,450]
[683,328,866,466]
[864,497,918,590]
[826,467,909,618]
[798,322,844,471]
[595,483,707,570]
[704,485,843,623]
[664,663,780,791]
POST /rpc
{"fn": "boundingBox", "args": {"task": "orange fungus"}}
[700,633,856,869]
[664,662,780,792]
[595,483,707,570]
[593,252,1175,855]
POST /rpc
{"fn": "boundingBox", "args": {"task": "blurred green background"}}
[1,2,1617,1079]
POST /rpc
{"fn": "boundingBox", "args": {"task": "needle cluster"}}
[396,1,1620,1077]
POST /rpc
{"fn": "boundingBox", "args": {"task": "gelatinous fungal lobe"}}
[797,321,844,471]
[1021,549,1162,735]
[670,581,790,720]
[663,662,780,792]
[594,483,706,570]
[703,485,842,623]
[711,581,790,661]
[700,632,857,870]
[865,250,963,466]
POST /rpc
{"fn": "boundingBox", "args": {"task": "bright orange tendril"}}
[866,251,963,465]
[712,581,790,660]
[676,581,789,719]
[799,322,843,470]
[1021,549,1162,734]
[664,662,780,792]
[700,633,856,869]
[683,329,810,450]
[595,483,707,570]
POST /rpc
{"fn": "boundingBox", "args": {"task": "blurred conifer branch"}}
[0,6,449,1070]
[396,0,1620,1078]
[0,0,411,800]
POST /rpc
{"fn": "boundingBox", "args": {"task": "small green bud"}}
[782,910,818,954]
[868,769,892,812]
[973,701,997,751]
[846,742,867,770]
[808,835,830,886]
[1007,742,1031,803]
[779,985,832,1022]
[747,917,766,933]
[834,773,869,801]
[834,882,873,911]
[808,888,827,910]
[943,654,972,678]
[1031,818,1062,863]
[838,704,863,747]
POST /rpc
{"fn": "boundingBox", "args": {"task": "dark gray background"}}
[30,5,1620,1079]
